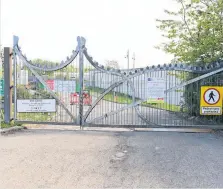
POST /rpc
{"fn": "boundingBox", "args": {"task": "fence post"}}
[4,47,13,123]
[78,37,85,127]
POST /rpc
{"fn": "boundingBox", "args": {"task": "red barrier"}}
[70,93,79,105]
[70,93,92,105]
[83,95,92,105]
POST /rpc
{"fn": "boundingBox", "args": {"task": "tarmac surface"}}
[1,128,223,188]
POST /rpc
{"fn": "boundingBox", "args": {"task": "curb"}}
[213,130,223,136]
[0,126,27,135]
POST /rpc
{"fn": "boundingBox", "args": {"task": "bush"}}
[184,72,223,123]
[12,85,56,103]
[12,85,32,103]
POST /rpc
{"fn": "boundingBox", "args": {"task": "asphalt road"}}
[1,129,223,188]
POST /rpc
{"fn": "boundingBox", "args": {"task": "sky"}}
[1,0,179,69]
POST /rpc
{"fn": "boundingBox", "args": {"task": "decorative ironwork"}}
[13,35,223,127]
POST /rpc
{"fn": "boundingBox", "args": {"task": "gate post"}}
[13,36,17,122]
[78,37,85,127]
[4,47,13,124]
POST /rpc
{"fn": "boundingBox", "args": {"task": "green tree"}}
[156,0,223,64]
[67,65,78,73]
[32,58,59,67]
[157,0,223,123]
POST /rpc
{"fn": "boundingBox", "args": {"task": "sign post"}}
[200,86,223,115]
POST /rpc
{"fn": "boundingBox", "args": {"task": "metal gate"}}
[13,36,84,125]
[12,36,223,128]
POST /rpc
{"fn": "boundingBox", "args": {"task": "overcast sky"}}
[1,0,179,68]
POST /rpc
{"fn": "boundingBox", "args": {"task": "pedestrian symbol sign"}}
[204,88,220,105]
[200,86,223,115]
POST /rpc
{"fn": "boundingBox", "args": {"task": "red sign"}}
[46,80,54,90]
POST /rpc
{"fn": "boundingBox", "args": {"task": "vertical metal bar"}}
[4,47,12,123]
[78,37,84,127]
[13,37,17,121]
[165,70,168,126]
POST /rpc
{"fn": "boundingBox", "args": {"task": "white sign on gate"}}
[17,99,56,112]
[147,78,166,103]
[54,80,76,93]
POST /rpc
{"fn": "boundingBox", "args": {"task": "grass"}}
[142,102,182,112]
[1,122,13,128]
[103,93,133,104]
[0,121,22,129]
[89,87,133,104]
[17,112,55,122]
[1,113,55,128]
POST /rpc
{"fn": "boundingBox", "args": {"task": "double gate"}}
[8,36,223,128]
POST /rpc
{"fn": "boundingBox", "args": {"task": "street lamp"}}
[132,53,135,69]
[125,49,129,69]
[124,50,130,101]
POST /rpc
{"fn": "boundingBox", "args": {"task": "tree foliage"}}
[32,58,59,66]
[156,0,223,64]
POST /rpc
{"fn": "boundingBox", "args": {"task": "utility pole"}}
[124,50,130,105]
[125,49,130,69]
[132,53,135,69]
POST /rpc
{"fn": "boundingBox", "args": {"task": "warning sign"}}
[200,86,223,115]
[147,78,165,103]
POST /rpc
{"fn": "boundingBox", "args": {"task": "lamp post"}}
[125,49,129,69]
[132,53,135,69]
[124,50,130,103]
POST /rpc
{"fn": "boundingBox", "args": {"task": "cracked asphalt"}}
[0,129,223,188]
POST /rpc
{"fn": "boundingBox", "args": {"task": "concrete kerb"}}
[212,129,223,136]
[1,124,222,134]
[0,126,27,135]
[26,125,215,133]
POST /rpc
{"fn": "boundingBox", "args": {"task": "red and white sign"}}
[203,88,220,105]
